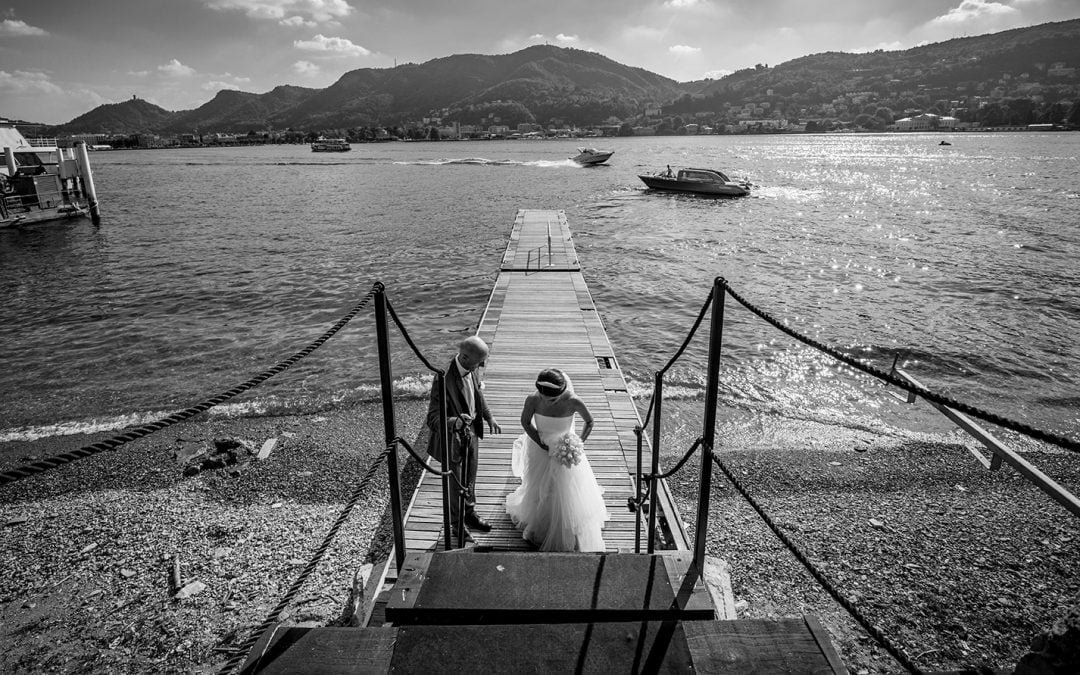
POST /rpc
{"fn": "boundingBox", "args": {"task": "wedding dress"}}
[505,413,609,552]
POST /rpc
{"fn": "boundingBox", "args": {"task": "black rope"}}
[395,436,467,491]
[710,452,924,675]
[0,287,379,487]
[642,438,702,481]
[386,298,442,373]
[641,289,714,430]
[722,282,1080,453]
[219,446,391,675]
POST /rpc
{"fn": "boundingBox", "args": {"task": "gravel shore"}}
[1,398,1077,674]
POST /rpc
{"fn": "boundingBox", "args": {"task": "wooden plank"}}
[384,551,715,626]
[240,626,395,674]
[245,620,843,674]
[682,619,847,674]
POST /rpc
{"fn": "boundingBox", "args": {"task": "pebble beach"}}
[1,397,1077,674]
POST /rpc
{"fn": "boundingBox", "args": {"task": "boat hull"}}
[571,150,613,166]
[638,175,749,196]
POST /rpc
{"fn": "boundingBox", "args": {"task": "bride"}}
[505,368,609,552]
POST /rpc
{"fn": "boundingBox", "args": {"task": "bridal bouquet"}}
[551,432,585,468]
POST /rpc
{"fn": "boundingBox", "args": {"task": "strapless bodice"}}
[534,413,574,441]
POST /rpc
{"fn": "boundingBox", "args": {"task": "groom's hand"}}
[487,418,502,434]
[453,414,472,431]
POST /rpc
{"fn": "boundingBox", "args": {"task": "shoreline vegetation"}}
[1,398,1077,673]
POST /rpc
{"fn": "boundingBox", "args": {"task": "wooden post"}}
[373,282,406,571]
[74,142,101,225]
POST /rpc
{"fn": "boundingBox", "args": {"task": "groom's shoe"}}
[465,513,492,532]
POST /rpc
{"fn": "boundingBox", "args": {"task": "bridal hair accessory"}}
[551,432,584,468]
[535,368,567,395]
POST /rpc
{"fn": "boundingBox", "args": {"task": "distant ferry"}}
[0,119,101,227]
[311,137,351,152]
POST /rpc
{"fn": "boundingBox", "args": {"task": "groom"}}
[425,335,501,543]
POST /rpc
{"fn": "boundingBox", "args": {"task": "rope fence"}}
[0,286,379,487]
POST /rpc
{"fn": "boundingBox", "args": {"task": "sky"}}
[2,0,1079,125]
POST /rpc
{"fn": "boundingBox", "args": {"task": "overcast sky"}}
[2,0,1078,125]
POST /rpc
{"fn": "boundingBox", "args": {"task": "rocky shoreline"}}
[1,399,1078,674]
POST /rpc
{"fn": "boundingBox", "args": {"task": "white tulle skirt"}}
[505,432,609,552]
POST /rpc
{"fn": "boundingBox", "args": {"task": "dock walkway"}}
[399,209,687,555]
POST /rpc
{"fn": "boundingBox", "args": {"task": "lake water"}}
[1,133,1077,448]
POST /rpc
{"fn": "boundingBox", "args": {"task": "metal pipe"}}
[648,371,663,554]
[373,283,406,570]
[3,147,15,175]
[694,278,725,571]
[74,142,101,225]
[633,426,643,553]
[436,372,452,550]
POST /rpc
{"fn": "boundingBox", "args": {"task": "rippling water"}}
[1,133,1077,446]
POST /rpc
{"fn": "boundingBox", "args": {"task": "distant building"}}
[893,113,958,130]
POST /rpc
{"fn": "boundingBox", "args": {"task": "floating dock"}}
[240,210,846,673]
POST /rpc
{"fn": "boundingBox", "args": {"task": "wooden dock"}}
[239,210,848,674]
[397,209,688,557]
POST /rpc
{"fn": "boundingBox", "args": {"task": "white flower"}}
[550,432,584,468]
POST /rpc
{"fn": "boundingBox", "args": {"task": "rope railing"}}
[628,276,1080,675]
[710,451,923,674]
[639,289,713,430]
[0,286,379,487]
[721,281,1080,454]
[219,446,391,675]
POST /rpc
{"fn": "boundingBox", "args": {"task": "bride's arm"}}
[572,396,594,442]
[520,395,548,450]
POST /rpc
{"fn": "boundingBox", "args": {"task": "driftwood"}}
[336,562,376,627]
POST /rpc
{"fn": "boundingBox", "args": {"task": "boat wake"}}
[397,158,580,168]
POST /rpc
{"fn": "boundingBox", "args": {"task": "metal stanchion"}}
[694,278,725,571]
[374,282,406,571]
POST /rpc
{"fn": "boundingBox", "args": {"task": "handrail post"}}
[648,371,663,554]
[546,221,552,264]
[436,372,452,550]
[633,426,643,553]
[373,282,406,571]
[694,278,725,571]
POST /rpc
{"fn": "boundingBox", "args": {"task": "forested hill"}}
[51,18,1080,135]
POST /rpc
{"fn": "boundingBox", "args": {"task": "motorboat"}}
[311,137,351,152]
[1,119,101,227]
[570,147,613,166]
[638,167,751,197]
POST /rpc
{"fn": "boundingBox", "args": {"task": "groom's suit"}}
[425,357,493,531]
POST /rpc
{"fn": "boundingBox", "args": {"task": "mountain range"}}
[49,18,1080,135]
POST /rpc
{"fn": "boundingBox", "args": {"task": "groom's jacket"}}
[425,359,492,464]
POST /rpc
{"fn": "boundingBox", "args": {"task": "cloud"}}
[0,19,48,36]
[158,59,197,76]
[205,0,354,23]
[555,33,579,44]
[703,69,732,80]
[928,0,1017,26]
[669,45,702,54]
[293,34,370,56]
[293,60,320,75]
[663,0,707,8]
[528,33,545,41]
[202,81,242,91]
[0,70,63,95]
[279,15,316,27]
